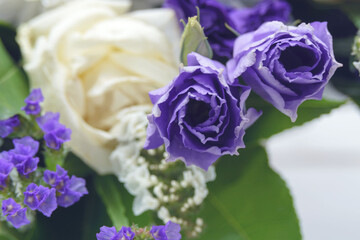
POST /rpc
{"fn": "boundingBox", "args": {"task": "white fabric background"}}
[267,102,360,240]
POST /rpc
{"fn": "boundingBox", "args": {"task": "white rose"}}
[18,0,181,174]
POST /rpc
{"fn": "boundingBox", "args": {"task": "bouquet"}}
[0,0,359,239]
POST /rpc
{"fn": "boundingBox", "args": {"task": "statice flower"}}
[36,112,71,150]
[2,198,30,228]
[230,0,291,34]
[119,226,135,240]
[150,221,181,240]
[145,53,261,170]
[0,160,13,188]
[0,116,20,138]
[96,226,135,240]
[23,183,57,217]
[21,88,44,115]
[43,165,88,207]
[10,136,39,176]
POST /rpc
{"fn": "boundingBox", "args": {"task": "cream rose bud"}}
[18,0,181,174]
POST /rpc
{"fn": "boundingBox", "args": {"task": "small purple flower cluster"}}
[0,88,87,229]
[21,88,44,115]
[36,112,71,150]
[2,199,30,228]
[0,136,39,187]
[44,165,88,207]
[96,221,181,240]
[150,221,182,240]
[1,163,87,228]
[0,116,20,138]
[97,226,135,240]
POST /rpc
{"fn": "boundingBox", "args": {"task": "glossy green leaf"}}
[0,39,28,120]
[94,175,129,228]
[180,16,213,65]
[245,96,345,144]
[199,145,301,240]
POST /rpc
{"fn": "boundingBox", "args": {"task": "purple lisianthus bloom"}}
[10,137,39,176]
[23,183,57,217]
[150,221,182,240]
[227,21,342,121]
[36,112,72,150]
[22,88,44,115]
[230,0,291,34]
[0,116,20,138]
[144,52,261,170]
[164,0,237,60]
[2,198,30,228]
[96,226,122,240]
[44,165,88,207]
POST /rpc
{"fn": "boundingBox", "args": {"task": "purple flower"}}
[164,0,237,60]
[0,116,20,138]
[44,165,88,207]
[96,226,122,240]
[144,52,261,170]
[36,112,72,150]
[96,226,135,240]
[23,183,57,217]
[119,226,135,240]
[2,199,30,228]
[43,165,68,191]
[12,136,39,156]
[150,221,181,240]
[22,88,44,115]
[0,160,13,188]
[230,0,291,34]
[227,21,342,121]
[10,137,39,176]
[164,0,291,61]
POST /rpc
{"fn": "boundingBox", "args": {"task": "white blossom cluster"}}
[109,106,216,230]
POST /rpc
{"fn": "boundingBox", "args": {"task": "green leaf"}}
[180,16,213,65]
[0,39,28,120]
[64,152,94,178]
[94,175,129,228]
[245,96,345,143]
[81,177,112,240]
[0,224,18,240]
[199,145,301,240]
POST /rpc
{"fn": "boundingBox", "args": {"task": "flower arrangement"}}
[0,0,359,239]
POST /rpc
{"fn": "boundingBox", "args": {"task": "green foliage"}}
[94,175,153,228]
[94,175,129,229]
[64,152,93,178]
[199,145,301,240]
[0,39,28,120]
[245,95,345,144]
[180,16,213,65]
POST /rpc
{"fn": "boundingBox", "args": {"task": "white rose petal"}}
[18,0,181,174]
